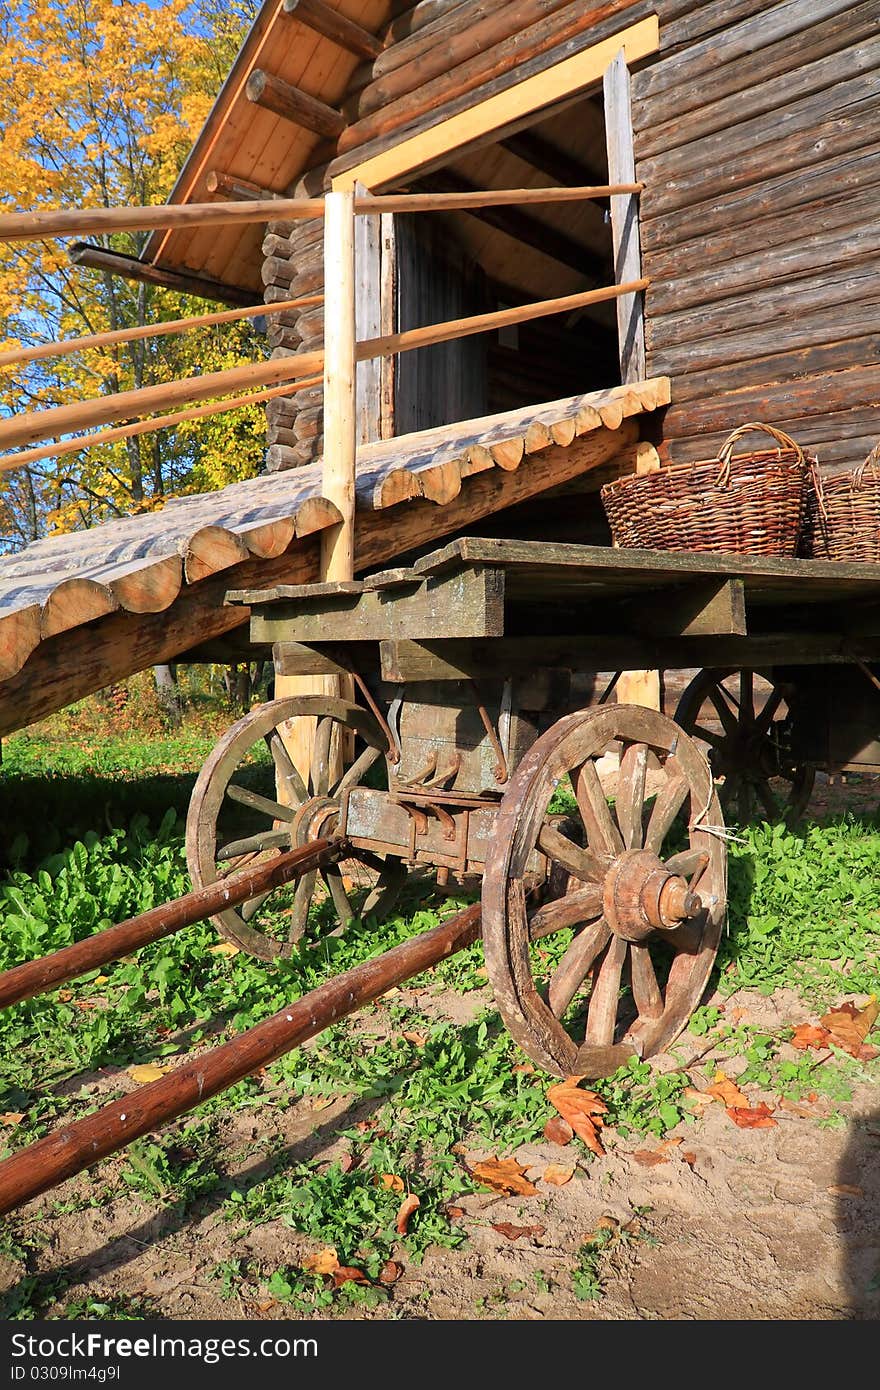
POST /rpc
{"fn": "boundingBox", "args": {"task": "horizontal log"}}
[0,902,482,1216]
[365,183,641,212]
[382,0,470,44]
[662,362,880,439]
[0,605,41,680]
[0,296,321,369]
[246,69,345,139]
[0,839,343,1012]
[635,0,880,152]
[372,0,506,79]
[337,0,645,153]
[68,243,255,307]
[283,0,382,58]
[667,332,880,408]
[205,170,279,201]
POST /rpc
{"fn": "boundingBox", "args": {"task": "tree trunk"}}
[153,663,182,727]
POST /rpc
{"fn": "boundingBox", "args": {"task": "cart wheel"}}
[482,705,726,1078]
[675,668,814,825]
[187,697,405,960]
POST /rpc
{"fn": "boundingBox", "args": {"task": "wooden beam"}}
[354,182,382,445]
[624,579,747,638]
[321,189,357,585]
[246,70,345,140]
[205,170,279,201]
[68,243,255,307]
[500,131,608,196]
[366,183,641,212]
[604,50,646,383]
[283,0,382,59]
[412,172,610,279]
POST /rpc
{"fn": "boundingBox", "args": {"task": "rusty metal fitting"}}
[292,795,339,847]
[603,849,703,942]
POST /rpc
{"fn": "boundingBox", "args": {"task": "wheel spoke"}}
[664,847,709,878]
[216,827,291,861]
[615,741,649,849]
[572,758,624,855]
[537,823,606,882]
[321,865,356,930]
[226,783,295,822]
[311,717,334,797]
[548,918,611,1018]
[265,731,308,805]
[644,767,689,854]
[755,778,780,822]
[241,889,272,922]
[288,871,316,943]
[529,884,604,941]
[629,944,665,1020]
[708,688,739,738]
[691,724,725,750]
[739,670,754,727]
[584,935,628,1046]
[335,743,381,797]
[753,685,785,736]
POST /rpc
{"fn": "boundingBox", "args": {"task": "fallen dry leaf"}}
[827,1183,864,1198]
[379,1260,403,1284]
[541,1163,575,1187]
[255,1300,277,1313]
[208,941,240,956]
[127,1063,169,1085]
[401,1031,427,1047]
[543,1115,574,1146]
[94,975,109,986]
[446,1205,466,1219]
[332,1266,370,1287]
[546,1077,608,1156]
[790,1023,831,1051]
[707,1072,750,1108]
[821,998,880,1059]
[632,1149,670,1167]
[492,1222,545,1241]
[0,1113,24,1127]
[777,1096,819,1118]
[396,1193,420,1235]
[682,1086,714,1108]
[726,1103,777,1129]
[310,1095,336,1112]
[379,1173,405,1193]
[57,989,73,1002]
[302,1246,339,1276]
[468,1156,538,1196]
[513,1062,535,1074]
[682,1152,697,1168]
[338,1153,355,1174]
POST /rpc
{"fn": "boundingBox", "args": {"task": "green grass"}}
[1,734,879,1317]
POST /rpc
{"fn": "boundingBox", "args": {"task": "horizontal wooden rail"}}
[0,375,323,474]
[0,296,322,369]
[0,186,642,242]
[0,281,647,452]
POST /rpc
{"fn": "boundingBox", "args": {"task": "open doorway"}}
[390,89,622,433]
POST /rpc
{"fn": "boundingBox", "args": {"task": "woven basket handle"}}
[852,440,880,490]
[715,422,804,485]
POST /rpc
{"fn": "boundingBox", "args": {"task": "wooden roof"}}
[0,379,668,736]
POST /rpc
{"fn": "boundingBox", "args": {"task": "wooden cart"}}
[187,537,880,1080]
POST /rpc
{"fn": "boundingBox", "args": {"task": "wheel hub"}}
[292,795,340,847]
[602,849,702,942]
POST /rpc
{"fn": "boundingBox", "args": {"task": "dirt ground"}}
[2,773,879,1323]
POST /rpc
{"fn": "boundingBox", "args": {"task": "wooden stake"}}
[321,189,358,584]
[604,51,646,384]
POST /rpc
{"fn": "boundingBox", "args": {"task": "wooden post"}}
[355,183,382,447]
[275,190,358,787]
[604,50,646,385]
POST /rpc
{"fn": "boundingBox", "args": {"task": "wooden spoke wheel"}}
[675,668,814,825]
[482,705,727,1078]
[186,697,404,960]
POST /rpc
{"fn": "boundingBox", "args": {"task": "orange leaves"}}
[493,1222,546,1241]
[546,1077,608,1157]
[468,1156,538,1196]
[302,1247,340,1276]
[632,1138,683,1167]
[543,1115,574,1146]
[0,1112,24,1127]
[541,1163,575,1187]
[379,1173,405,1193]
[726,1103,777,1129]
[706,1072,750,1109]
[395,1193,420,1235]
[789,998,878,1062]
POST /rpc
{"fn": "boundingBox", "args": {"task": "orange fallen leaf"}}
[127,1063,169,1084]
[632,1149,670,1167]
[396,1193,420,1235]
[543,1115,574,1146]
[821,998,880,1058]
[401,1031,427,1047]
[682,1152,697,1168]
[332,1266,370,1287]
[0,1113,24,1127]
[208,941,240,957]
[513,1062,535,1074]
[338,1153,355,1174]
[468,1156,538,1196]
[446,1205,466,1219]
[379,1173,405,1193]
[827,1183,863,1197]
[492,1222,546,1241]
[546,1077,608,1157]
[682,1086,714,1108]
[777,1096,818,1118]
[302,1246,339,1275]
[310,1095,336,1112]
[790,1023,831,1050]
[541,1163,575,1187]
[726,1103,777,1129]
[256,1300,277,1313]
[379,1260,403,1284]
[57,989,73,1002]
[707,1072,750,1108]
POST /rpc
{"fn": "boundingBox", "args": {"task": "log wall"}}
[263,0,880,474]
[262,218,325,471]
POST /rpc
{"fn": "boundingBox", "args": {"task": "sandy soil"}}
[2,775,879,1323]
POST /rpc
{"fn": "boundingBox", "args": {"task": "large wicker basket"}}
[600,423,810,556]
[802,443,880,562]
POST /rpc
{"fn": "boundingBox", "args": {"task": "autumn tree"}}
[0,0,264,552]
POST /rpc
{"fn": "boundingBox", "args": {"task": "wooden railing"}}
[0,181,647,583]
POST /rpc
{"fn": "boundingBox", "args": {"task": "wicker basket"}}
[802,443,880,562]
[600,422,810,556]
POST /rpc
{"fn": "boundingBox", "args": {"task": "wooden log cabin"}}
[1,0,879,734]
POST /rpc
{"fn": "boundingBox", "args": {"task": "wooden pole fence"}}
[0,375,323,474]
[0,280,647,453]
[0,186,642,242]
[0,296,323,370]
